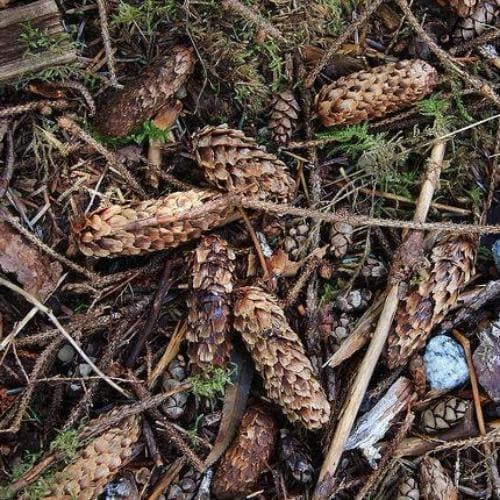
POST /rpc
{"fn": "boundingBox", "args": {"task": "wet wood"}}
[0,0,76,82]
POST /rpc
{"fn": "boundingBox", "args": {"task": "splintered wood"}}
[0,0,76,82]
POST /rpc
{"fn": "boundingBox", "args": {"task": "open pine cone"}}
[268,89,300,145]
[70,189,235,258]
[44,413,140,499]
[192,125,295,202]
[314,59,439,126]
[453,0,499,42]
[187,235,236,372]
[385,234,477,369]
[213,404,278,499]
[94,45,194,137]
[233,286,330,430]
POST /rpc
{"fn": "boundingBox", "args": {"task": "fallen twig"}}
[0,100,71,118]
[96,0,118,86]
[0,124,14,199]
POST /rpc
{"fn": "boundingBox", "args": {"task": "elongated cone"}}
[95,45,194,136]
[435,0,478,17]
[314,59,439,127]
[419,456,458,500]
[70,189,234,258]
[187,235,236,371]
[268,89,300,144]
[192,125,295,202]
[213,404,278,499]
[233,286,330,430]
[44,413,140,499]
[385,234,477,369]
[420,396,468,433]
[453,0,499,42]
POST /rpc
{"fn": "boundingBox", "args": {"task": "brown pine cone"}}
[233,286,330,430]
[192,125,295,202]
[283,218,312,261]
[329,209,353,259]
[213,404,278,499]
[187,235,236,372]
[70,189,234,258]
[397,475,420,500]
[314,60,439,127]
[385,234,477,369]
[453,0,499,42]
[268,89,300,145]
[419,456,458,500]
[435,0,478,17]
[279,430,314,484]
[94,45,194,137]
[44,413,140,499]
[420,396,468,433]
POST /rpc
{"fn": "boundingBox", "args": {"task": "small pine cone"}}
[162,356,189,420]
[419,456,458,500]
[213,404,278,499]
[333,289,372,312]
[192,125,295,203]
[361,255,388,281]
[44,413,140,499]
[283,218,312,261]
[397,475,420,500]
[329,210,353,259]
[314,60,439,127]
[331,312,353,345]
[70,189,233,258]
[187,235,236,372]
[167,467,201,500]
[279,430,314,484]
[268,89,300,145]
[435,0,478,17]
[385,234,477,369]
[233,286,331,429]
[420,396,468,433]
[94,46,194,137]
[453,0,499,42]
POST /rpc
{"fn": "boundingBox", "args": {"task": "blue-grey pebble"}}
[492,239,500,273]
[424,335,469,390]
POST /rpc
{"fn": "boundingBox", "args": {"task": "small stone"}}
[102,475,139,500]
[424,336,469,390]
[492,239,500,273]
[57,344,75,364]
[78,363,93,378]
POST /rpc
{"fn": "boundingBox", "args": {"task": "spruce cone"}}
[419,457,458,500]
[95,45,194,136]
[453,0,499,42]
[397,475,420,500]
[385,234,477,369]
[44,413,140,499]
[268,89,300,145]
[436,0,478,17]
[70,189,234,258]
[233,286,330,430]
[283,218,312,261]
[314,60,439,127]
[329,209,353,259]
[213,404,278,499]
[192,125,295,202]
[187,235,236,371]
[162,356,189,420]
[420,396,468,433]
[279,430,314,484]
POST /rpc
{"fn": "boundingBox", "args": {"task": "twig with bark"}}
[0,124,14,199]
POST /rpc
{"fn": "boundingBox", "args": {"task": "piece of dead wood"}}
[147,457,186,500]
[0,218,62,301]
[313,140,447,499]
[0,0,76,82]
[344,377,415,467]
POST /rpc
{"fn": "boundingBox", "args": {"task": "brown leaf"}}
[0,219,62,300]
[205,347,254,467]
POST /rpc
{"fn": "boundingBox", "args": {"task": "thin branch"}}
[0,125,14,199]
[0,276,130,398]
[96,0,119,86]
[0,100,71,118]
